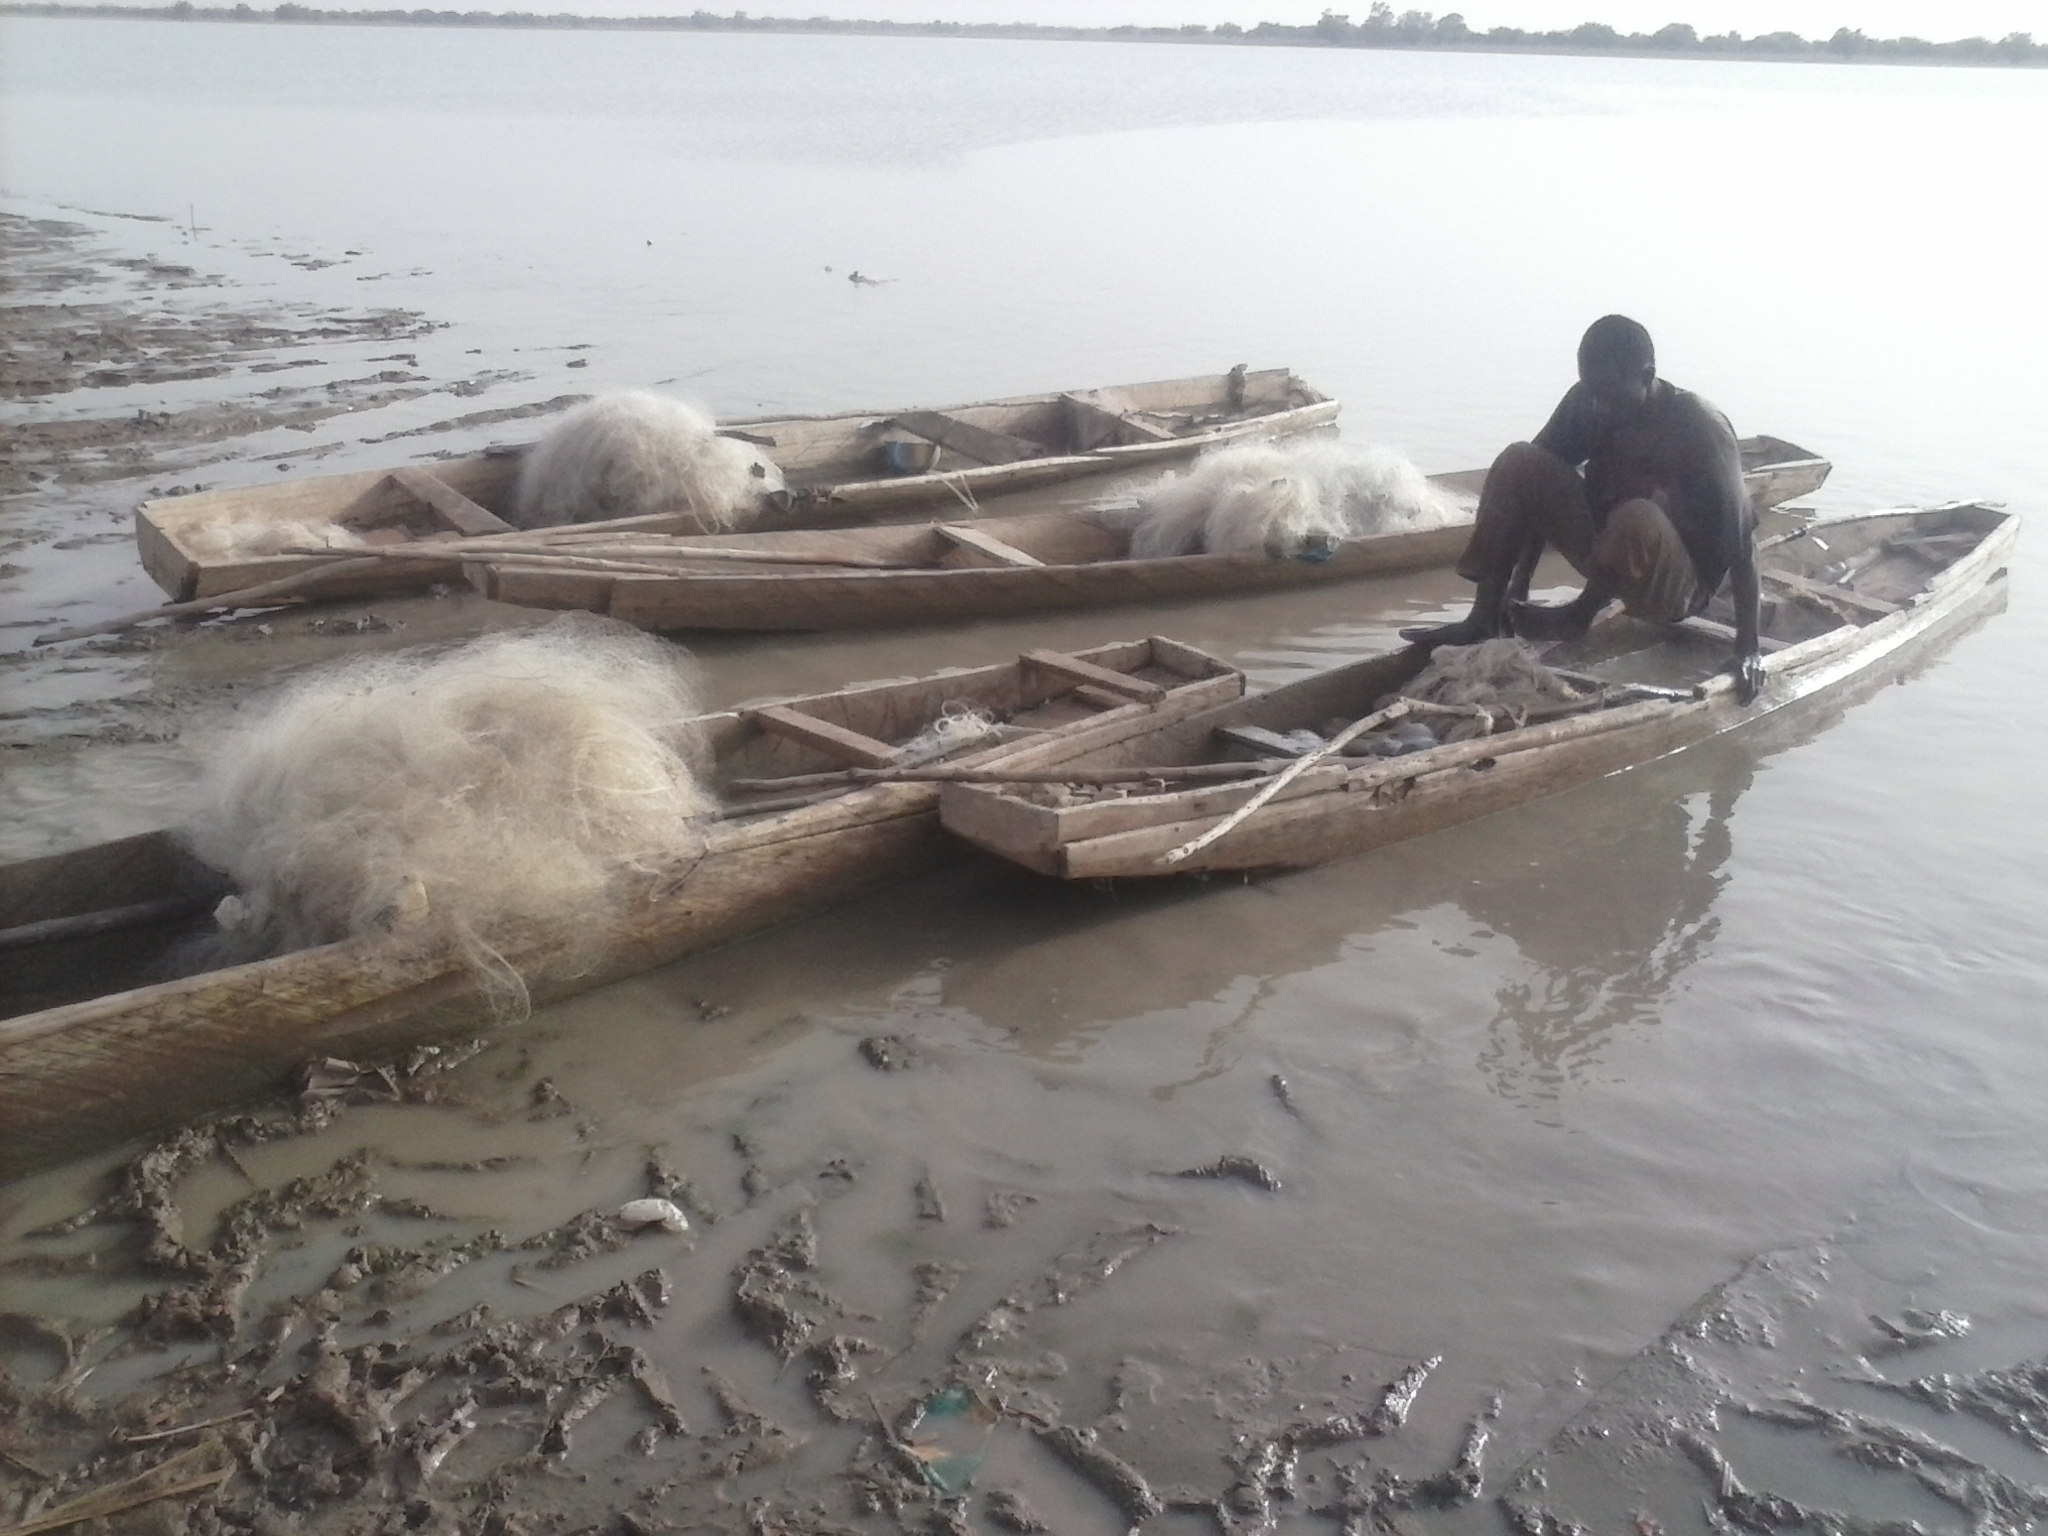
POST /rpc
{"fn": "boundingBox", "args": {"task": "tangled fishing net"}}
[183,618,714,1014]
[1102,438,1465,560]
[511,390,786,531]
[1384,638,1591,741]
[892,702,1000,767]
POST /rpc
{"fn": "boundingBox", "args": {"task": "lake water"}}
[4,19,2048,1532]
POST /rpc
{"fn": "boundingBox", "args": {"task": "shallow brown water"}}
[5,24,2048,1534]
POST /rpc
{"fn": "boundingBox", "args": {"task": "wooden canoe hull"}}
[134,368,1336,602]
[467,438,1829,633]
[1740,434,1831,511]
[0,638,1241,1176]
[480,523,1477,630]
[938,503,2017,879]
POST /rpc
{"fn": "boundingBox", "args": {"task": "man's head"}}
[1577,314,1656,414]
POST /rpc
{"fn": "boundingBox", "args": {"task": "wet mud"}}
[0,1019,1529,1536]
[5,1038,2046,1536]
[0,213,449,495]
[1501,1228,2048,1536]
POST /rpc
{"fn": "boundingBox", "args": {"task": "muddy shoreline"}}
[11,1001,2048,1536]
[0,208,599,853]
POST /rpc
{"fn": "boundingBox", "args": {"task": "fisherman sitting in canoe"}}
[1403,314,1764,703]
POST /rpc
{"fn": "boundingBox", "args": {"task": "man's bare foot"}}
[1507,598,1601,642]
[1398,616,1498,650]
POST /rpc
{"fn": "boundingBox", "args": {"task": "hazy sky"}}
[500,1,2037,44]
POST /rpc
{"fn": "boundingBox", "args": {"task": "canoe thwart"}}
[743,705,903,768]
[388,466,515,537]
[1762,568,1904,617]
[936,524,1045,568]
[1071,685,1140,711]
[1022,649,1168,703]
[888,410,1048,466]
[1063,393,1177,449]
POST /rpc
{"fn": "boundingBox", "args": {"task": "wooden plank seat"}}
[1069,686,1138,711]
[1062,393,1177,451]
[1763,567,1904,617]
[1022,648,1167,703]
[745,705,901,768]
[389,466,515,537]
[889,410,1049,467]
[936,523,1044,568]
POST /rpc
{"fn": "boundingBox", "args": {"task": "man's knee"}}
[1594,498,1695,619]
[1595,498,1668,581]
[1486,441,1583,509]
[1491,440,1556,480]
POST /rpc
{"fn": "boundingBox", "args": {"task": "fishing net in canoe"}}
[183,616,713,1015]
[1100,438,1464,560]
[511,390,786,531]
[1375,638,1594,743]
[892,701,1001,767]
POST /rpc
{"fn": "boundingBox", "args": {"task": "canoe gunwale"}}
[937,503,2017,880]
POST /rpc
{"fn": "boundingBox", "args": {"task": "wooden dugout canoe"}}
[134,368,1337,603]
[0,638,1239,1177]
[936,503,2016,880]
[463,436,1831,632]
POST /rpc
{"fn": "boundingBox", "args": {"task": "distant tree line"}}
[1302,2,2040,63]
[4,0,2042,67]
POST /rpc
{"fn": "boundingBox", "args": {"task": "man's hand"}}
[1731,649,1765,706]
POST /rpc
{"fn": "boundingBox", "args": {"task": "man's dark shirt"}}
[1532,379,1752,608]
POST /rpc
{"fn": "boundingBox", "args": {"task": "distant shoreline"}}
[4,1,2042,68]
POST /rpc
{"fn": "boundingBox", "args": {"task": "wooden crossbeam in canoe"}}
[1022,649,1166,703]
[1062,393,1176,450]
[745,705,902,768]
[888,411,1048,467]
[389,466,515,537]
[935,523,1044,568]
[1762,567,1903,617]
[1068,686,1137,711]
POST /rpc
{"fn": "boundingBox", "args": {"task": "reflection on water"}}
[1478,767,1742,1113]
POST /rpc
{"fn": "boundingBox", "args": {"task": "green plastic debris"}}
[902,1383,999,1495]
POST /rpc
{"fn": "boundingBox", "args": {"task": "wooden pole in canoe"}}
[0,894,218,953]
[1334,693,1686,794]
[35,554,409,645]
[1156,691,1697,869]
[725,760,1293,794]
[33,538,922,645]
[290,536,921,569]
[1159,701,1412,866]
